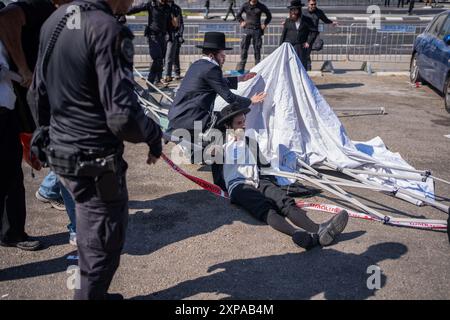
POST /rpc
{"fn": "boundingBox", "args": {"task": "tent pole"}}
[263,168,389,221]
[323,162,450,214]
[134,67,174,103]
[341,167,428,182]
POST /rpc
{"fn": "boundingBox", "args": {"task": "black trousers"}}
[224,4,236,20]
[230,177,298,223]
[293,44,309,70]
[237,29,263,71]
[0,109,27,242]
[305,45,313,71]
[60,158,129,300]
[148,34,167,84]
[164,33,181,78]
[408,0,415,14]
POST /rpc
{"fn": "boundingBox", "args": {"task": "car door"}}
[433,14,450,92]
[420,13,447,84]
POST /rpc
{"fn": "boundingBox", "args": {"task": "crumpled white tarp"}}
[214,43,434,200]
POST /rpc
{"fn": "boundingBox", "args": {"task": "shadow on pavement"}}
[132,242,407,300]
[125,190,261,256]
[0,249,77,282]
[316,83,364,90]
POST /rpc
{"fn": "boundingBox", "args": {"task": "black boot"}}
[317,210,349,246]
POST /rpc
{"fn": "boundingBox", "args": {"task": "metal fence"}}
[346,23,428,63]
[133,22,429,68]
[131,0,450,9]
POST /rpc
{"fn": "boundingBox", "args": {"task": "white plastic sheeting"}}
[214,43,434,200]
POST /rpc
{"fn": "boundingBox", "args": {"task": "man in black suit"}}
[279,0,317,69]
[167,32,266,163]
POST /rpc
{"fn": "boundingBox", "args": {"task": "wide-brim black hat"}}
[287,0,304,9]
[216,101,252,128]
[196,32,233,50]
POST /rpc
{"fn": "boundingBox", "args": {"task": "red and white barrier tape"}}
[160,153,447,231]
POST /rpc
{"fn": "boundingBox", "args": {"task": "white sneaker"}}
[69,232,77,246]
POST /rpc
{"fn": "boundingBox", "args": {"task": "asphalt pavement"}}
[1,72,449,300]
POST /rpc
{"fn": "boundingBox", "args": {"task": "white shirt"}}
[201,56,220,67]
[223,133,260,196]
[0,40,16,110]
[295,20,301,30]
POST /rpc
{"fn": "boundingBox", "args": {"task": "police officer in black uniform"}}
[236,0,272,72]
[29,0,163,300]
[128,0,174,87]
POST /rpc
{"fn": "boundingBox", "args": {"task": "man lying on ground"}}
[210,101,349,249]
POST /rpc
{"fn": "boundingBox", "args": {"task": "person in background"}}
[204,0,209,19]
[128,0,175,89]
[279,0,317,69]
[408,0,415,15]
[303,0,337,71]
[223,0,236,21]
[236,0,272,72]
[162,0,184,83]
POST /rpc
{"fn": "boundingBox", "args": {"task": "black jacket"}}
[237,1,272,30]
[279,16,317,46]
[128,0,172,35]
[303,8,333,31]
[29,0,162,153]
[168,59,251,132]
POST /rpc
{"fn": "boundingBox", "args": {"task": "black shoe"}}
[0,235,42,251]
[292,231,319,250]
[317,210,349,246]
[105,293,124,300]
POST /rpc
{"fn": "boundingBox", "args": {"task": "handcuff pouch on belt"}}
[46,144,121,201]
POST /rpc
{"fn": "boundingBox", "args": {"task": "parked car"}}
[410,10,450,113]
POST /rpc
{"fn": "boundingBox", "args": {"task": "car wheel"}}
[410,53,422,84]
[444,76,450,113]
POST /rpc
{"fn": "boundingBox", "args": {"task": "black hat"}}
[287,0,304,9]
[196,32,232,51]
[216,101,252,128]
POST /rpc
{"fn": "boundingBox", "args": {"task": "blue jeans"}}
[39,172,76,233]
